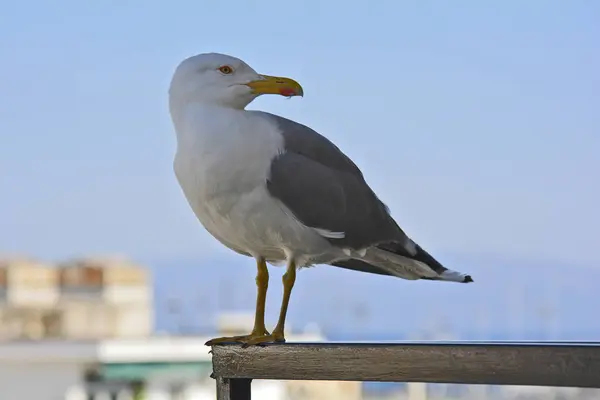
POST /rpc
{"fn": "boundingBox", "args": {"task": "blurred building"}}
[0,256,153,340]
[0,314,360,400]
[0,255,361,400]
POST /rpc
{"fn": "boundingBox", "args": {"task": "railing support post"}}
[216,377,252,400]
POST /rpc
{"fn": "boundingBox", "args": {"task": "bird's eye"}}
[218,65,234,75]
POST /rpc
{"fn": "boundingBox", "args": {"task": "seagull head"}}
[169,53,304,109]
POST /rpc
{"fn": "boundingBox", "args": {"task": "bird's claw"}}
[240,333,286,348]
[205,330,272,346]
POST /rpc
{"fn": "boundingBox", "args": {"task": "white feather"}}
[314,228,345,239]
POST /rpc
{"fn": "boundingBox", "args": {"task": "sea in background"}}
[149,252,599,340]
[148,252,599,395]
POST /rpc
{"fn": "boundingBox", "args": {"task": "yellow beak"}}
[245,75,304,97]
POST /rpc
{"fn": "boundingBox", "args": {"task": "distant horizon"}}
[148,252,600,343]
[2,248,597,271]
[0,249,597,341]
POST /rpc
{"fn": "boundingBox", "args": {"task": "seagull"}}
[168,53,473,346]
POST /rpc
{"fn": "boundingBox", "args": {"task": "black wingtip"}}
[463,275,474,283]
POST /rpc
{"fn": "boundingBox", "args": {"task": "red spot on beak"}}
[279,88,297,97]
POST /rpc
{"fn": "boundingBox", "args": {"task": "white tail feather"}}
[438,269,471,283]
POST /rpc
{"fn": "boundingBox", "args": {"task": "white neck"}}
[170,101,247,149]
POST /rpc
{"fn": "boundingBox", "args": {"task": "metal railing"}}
[210,341,600,400]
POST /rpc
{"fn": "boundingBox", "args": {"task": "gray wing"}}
[258,111,406,250]
[258,112,474,283]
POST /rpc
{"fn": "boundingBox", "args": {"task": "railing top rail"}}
[211,341,600,388]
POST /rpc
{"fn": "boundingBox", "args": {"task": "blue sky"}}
[1,1,598,269]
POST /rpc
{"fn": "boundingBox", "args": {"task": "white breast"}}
[174,105,283,202]
[173,105,284,256]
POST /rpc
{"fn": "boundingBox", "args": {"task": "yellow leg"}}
[242,259,296,346]
[205,258,270,345]
[252,257,269,334]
